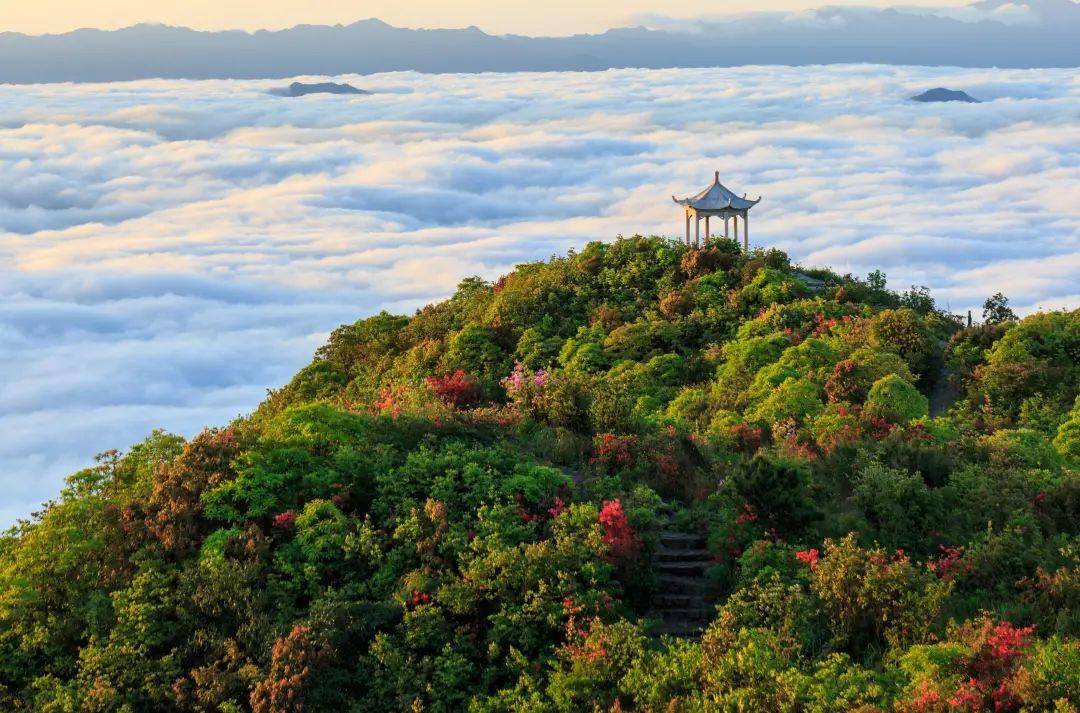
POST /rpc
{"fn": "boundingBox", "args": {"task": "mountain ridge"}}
[1,1,1077,83]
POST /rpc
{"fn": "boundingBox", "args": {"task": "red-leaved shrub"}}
[598,499,639,561]
[272,510,297,530]
[425,370,481,408]
[591,433,637,472]
[250,625,331,713]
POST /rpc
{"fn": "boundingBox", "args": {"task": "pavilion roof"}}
[673,172,760,212]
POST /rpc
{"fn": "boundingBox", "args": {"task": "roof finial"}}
[714,170,719,183]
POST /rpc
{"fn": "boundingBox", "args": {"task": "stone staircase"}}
[793,271,826,293]
[648,512,717,638]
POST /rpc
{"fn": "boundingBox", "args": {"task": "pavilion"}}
[673,172,760,252]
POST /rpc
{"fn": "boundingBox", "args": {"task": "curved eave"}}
[674,194,762,211]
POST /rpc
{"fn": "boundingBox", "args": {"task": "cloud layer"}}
[1,65,1078,526]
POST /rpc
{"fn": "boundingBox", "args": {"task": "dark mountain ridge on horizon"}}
[0,0,1078,83]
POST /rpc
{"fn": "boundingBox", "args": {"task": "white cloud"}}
[1,64,1078,526]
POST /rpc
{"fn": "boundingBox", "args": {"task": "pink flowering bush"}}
[500,360,552,416]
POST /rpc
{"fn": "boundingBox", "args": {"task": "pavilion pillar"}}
[743,213,749,253]
[724,216,730,238]
[695,215,700,247]
[732,215,738,248]
[685,212,691,246]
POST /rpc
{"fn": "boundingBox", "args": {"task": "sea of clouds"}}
[1,64,1078,526]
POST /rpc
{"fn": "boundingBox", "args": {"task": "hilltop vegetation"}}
[2,236,1078,711]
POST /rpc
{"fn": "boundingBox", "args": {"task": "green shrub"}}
[864,374,928,424]
[747,377,825,427]
[809,534,951,653]
[868,307,937,379]
[619,637,703,710]
[730,454,819,535]
[1053,395,1080,464]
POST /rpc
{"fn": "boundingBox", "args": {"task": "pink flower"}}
[547,497,567,519]
[501,361,527,395]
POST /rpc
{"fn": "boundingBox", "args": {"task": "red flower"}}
[425,370,481,408]
[730,422,764,452]
[598,499,639,561]
[408,590,432,608]
[928,544,971,582]
[985,621,1033,662]
[947,678,982,711]
[272,510,297,529]
[735,503,758,525]
[909,681,941,712]
[866,416,893,439]
[591,433,637,470]
[373,385,405,417]
[795,548,820,570]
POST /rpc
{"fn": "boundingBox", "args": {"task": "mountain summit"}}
[911,87,981,103]
[271,81,369,97]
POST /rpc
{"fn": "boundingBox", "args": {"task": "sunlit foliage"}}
[2,236,1076,711]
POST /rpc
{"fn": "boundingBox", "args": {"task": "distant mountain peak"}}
[271,81,370,97]
[349,18,393,29]
[910,87,981,103]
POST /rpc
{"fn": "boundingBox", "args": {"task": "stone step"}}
[658,531,707,547]
[653,593,716,608]
[655,546,712,561]
[653,606,714,619]
[657,575,713,594]
[656,560,712,575]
